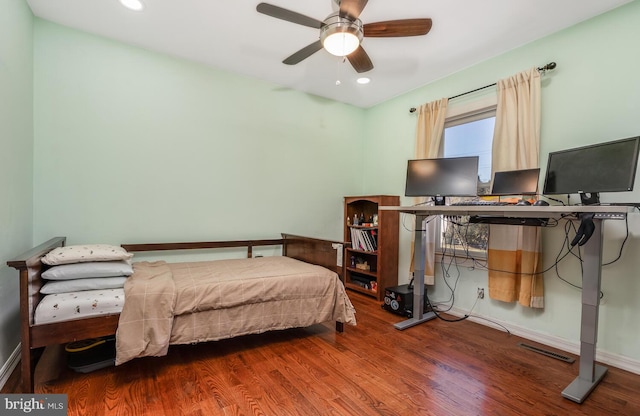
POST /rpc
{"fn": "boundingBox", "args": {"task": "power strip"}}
[593,212,626,220]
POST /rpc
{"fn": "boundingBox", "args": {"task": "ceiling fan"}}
[256,0,432,73]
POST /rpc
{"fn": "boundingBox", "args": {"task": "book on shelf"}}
[350,227,378,252]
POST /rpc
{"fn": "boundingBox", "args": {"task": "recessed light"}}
[357,77,370,85]
[120,0,144,11]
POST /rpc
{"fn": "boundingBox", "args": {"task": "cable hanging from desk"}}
[408,62,557,113]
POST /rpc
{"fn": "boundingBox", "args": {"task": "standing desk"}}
[379,204,630,403]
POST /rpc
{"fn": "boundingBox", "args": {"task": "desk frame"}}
[380,205,629,404]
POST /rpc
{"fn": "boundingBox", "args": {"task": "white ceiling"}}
[26,0,631,108]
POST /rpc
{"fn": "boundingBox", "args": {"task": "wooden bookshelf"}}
[343,195,399,301]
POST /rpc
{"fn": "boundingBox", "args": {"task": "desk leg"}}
[562,219,608,403]
[395,214,437,330]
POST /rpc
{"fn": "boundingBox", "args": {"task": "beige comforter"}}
[115,256,356,365]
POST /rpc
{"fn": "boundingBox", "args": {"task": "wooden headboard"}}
[7,237,66,329]
[281,233,346,281]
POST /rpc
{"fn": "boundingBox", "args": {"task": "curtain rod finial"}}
[538,62,557,72]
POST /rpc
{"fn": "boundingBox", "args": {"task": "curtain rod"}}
[408,62,557,113]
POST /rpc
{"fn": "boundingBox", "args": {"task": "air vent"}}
[518,342,575,363]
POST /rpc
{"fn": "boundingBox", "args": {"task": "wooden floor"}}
[4,291,640,415]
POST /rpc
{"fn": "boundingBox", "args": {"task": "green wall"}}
[364,1,640,363]
[33,20,366,246]
[0,0,34,375]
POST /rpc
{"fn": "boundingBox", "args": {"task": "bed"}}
[7,234,356,393]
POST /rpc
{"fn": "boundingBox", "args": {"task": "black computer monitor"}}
[542,136,640,205]
[490,168,540,196]
[405,156,479,204]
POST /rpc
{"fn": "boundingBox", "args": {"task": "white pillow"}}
[42,261,134,280]
[42,244,133,265]
[40,276,128,295]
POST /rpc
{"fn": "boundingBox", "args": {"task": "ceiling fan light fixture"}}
[320,14,363,57]
[323,32,360,56]
[119,0,144,11]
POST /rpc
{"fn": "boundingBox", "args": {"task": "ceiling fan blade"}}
[256,3,323,29]
[339,0,369,20]
[347,46,373,73]
[283,40,324,65]
[364,18,433,37]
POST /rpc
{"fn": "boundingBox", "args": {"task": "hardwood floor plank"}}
[225,354,286,416]
[3,291,640,415]
[238,348,304,416]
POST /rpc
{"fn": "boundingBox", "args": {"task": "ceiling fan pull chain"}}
[335,57,346,86]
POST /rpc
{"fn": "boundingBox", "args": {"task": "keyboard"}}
[450,200,512,206]
[469,216,548,227]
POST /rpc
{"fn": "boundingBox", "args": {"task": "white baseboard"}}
[448,307,640,375]
[0,343,21,390]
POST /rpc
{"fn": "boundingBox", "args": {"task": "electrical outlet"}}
[477,288,485,299]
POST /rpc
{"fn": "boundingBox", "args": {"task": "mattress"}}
[115,256,356,364]
[34,289,125,325]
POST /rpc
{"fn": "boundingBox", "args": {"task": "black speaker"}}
[382,284,429,318]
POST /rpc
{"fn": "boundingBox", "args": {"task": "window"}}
[437,106,496,258]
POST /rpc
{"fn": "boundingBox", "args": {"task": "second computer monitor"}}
[490,168,540,196]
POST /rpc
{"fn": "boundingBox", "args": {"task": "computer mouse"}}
[516,199,531,206]
[533,200,550,206]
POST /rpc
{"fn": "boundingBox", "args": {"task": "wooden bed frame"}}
[7,233,347,393]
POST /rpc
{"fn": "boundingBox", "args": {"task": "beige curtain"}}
[488,67,544,308]
[411,98,449,285]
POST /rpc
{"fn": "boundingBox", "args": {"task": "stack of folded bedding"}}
[35,244,134,325]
